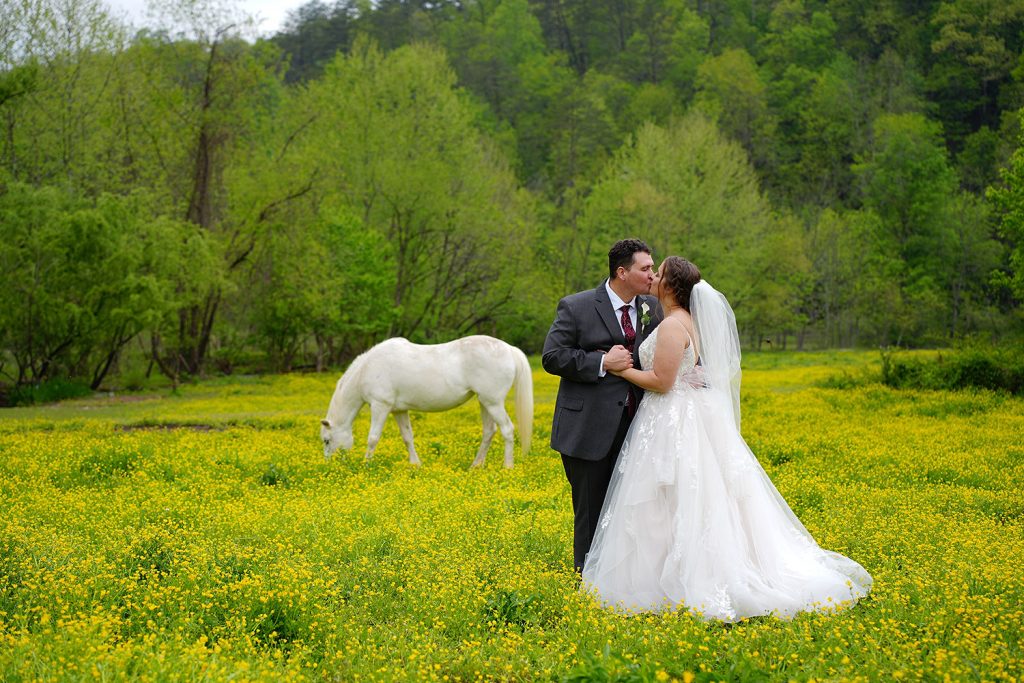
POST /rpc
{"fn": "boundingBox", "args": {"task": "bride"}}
[581,257,872,621]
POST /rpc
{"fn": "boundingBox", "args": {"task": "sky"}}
[103,0,310,37]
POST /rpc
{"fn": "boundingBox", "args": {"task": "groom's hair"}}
[662,257,702,311]
[608,239,651,279]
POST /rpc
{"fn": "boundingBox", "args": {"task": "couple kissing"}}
[542,239,872,621]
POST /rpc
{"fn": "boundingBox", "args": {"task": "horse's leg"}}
[393,411,420,466]
[479,398,515,469]
[470,404,497,468]
[365,403,390,461]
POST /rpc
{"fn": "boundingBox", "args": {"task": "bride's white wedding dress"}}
[582,285,872,621]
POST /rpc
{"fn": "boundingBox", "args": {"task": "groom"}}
[542,239,663,572]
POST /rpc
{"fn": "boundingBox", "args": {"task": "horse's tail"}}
[511,345,534,457]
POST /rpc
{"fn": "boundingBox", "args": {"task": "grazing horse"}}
[320,335,533,468]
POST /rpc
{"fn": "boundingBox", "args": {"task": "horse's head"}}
[320,418,353,460]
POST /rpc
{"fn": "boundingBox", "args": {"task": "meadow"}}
[0,351,1021,681]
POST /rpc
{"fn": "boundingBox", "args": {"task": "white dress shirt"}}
[605,280,638,334]
[599,280,637,377]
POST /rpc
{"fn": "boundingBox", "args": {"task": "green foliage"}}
[259,462,291,487]
[244,206,395,370]
[880,346,1024,393]
[5,0,1024,391]
[928,0,1024,146]
[484,589,539,628]
[989,112,1024,302]
[5,378,93,407]
[273,0,359,83]
[0,182,213,389]
[693,47,772,162]
[296,38,538,344]
[662,5,710,100]
[561,644,661,682]
[800,208,905,347]
[958,126,1002,193]
[855,113,958,252]
[849,113,1008,343]
[760,1,838,74]
[578,112,807,336]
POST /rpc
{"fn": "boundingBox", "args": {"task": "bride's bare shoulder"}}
[657,315,686,330]
[655,315,689,342]
[659,313,698,349]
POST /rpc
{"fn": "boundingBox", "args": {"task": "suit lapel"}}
[593,283,625,345]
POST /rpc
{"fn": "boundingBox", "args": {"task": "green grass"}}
[0,351,1021,681]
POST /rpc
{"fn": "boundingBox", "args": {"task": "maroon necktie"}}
[620,305,636,351]
[620,305,637,416]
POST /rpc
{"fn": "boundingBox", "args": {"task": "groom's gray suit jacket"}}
[542,282,662,461]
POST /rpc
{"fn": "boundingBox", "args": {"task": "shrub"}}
[259,462,290,487]
[880,346,1024,394]
[7,379,93,406]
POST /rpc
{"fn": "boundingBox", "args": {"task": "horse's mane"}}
[339,347,373,388]
[336,338,418,400]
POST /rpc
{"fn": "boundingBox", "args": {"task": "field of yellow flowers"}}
[0,351,1021,681]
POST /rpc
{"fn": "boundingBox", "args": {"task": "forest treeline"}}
[2,0,1024,394]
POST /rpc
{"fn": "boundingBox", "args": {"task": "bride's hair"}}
[662,257,701,311]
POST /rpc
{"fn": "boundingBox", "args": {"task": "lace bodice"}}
[638,326,697,393]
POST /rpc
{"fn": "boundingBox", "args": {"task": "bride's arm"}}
[612,317,687,393]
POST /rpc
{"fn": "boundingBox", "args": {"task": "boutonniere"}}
[640,301,651,327]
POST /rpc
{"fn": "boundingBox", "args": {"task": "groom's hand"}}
[603,345,634,373]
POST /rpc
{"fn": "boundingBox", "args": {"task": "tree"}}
[528,0,615,75]
[576,111,807,341]
[957,125,1001,193]
[988,119,1024,304]
[855,112,1005,340]
[929,0,1024,146]
[946,194,1004,336]
[662,4,710,102]
[758,1,842,202]
[801,208,904,346]
[243,206,396,371]
[116,4,306,378]
[827,0,939,63]
[0,182,216,388]
[789,54,866,206]
[0,0,126,186]
[692,47,774,171]
[298,39,536,343]
[273,0,360,83]
[760,0,838,76]
[442,0,585,189]
[692,0,763,55]
[854,113,957,263]
[616,0,691,85]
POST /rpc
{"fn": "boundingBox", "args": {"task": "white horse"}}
[320,335,533,468]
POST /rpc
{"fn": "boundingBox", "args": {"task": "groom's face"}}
[621,251,655,298]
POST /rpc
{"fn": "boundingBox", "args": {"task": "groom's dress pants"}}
[562,407,632,573]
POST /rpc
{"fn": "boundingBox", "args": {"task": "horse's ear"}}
[321,419,331,428]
